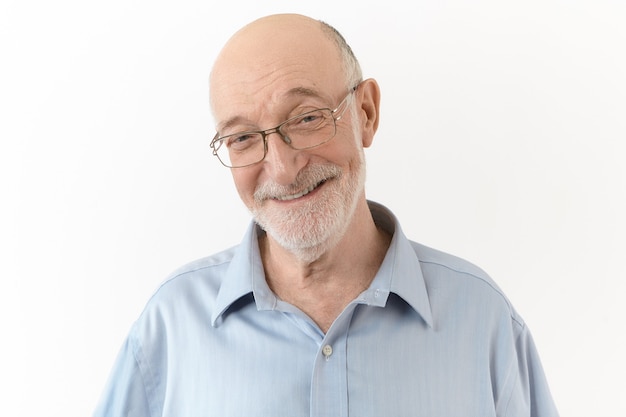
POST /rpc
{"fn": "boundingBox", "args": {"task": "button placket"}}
[309,303,358,417]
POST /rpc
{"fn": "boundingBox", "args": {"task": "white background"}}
[1,1,625,416]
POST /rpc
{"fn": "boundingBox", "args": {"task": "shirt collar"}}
[366,201,433,327]
[211,201,433,328]
[210,221,267,326]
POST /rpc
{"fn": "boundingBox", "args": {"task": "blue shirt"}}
[94,201,559,417]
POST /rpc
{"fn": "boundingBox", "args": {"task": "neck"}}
[259,199,391,332]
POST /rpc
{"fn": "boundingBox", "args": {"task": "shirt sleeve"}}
[92,335,153,417]
[498,325,560,417]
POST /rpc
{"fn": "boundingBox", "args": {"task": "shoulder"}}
[162,246,237,288]
[137,246,239,316]
[412,241,492,284]
[411,241,525,329]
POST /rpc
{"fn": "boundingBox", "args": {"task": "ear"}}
[356,78,381,148]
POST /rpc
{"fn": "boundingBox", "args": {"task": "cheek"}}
[231,170,258,206]
[329,132,364,167]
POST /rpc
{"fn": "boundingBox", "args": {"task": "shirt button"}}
[322,344,333,358]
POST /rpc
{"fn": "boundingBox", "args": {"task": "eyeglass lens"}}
[214,108,337,168]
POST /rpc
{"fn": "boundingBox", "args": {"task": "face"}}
[210,15,375,260]
[250,108,367,261]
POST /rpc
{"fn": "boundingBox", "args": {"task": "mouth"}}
[274,179,327,201]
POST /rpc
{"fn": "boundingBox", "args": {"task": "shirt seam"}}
[146,259,233,304]
[418,259,524,329]
[500,327,528,416]
[130,331,159,417]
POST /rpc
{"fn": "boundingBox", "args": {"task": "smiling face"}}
[210,15,377,260]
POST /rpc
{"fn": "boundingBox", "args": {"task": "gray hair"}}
[319,20,363,89]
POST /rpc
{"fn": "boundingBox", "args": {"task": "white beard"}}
[251,154,366,263]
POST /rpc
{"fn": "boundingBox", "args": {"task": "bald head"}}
[209,14,362,119]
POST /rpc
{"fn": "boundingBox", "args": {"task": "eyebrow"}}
[286,86,323,99]
[216,86,326,133]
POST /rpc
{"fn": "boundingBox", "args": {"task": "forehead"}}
[210,17,345,126]
[216,86,333,133]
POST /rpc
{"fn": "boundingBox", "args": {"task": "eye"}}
[287,110,327,131]
[231,134,253,144]
[297,112,322,125]
[226,133,261,150]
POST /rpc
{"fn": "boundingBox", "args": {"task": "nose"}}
[262,131,307,185]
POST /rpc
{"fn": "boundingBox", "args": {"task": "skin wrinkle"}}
[253,164,341,202]
[216,86,330,135]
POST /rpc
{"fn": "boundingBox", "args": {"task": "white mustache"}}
[253,164,342,202]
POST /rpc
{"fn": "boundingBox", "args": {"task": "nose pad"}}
[263,131,305,185]
[265,132,293,158]
[268,128,291,146]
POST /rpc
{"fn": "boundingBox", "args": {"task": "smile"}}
[274,180,326,201]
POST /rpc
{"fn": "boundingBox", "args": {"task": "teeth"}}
[276,183,319,201]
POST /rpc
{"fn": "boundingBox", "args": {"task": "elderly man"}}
[94,14,559,417]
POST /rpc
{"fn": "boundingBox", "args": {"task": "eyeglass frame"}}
[210,83,360,168]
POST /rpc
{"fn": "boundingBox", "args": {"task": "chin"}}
[254,166,365,262]
[254,195,347,261]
